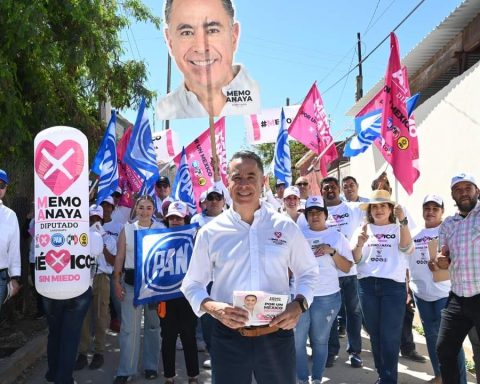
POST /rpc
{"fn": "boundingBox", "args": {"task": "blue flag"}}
[171,147,197,215]
[273,109,292,187]
[124,97,159,190]
[91,111,119,205]
[344,93,420,157]
[134,223,199,305]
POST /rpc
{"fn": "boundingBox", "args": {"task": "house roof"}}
[347,0,480,116]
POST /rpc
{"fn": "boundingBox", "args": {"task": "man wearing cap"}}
[0,169,21,312]
[181,150,318,383]
[320,176,365,368]
[76,205,116,370]
[191,185,225,227]
[155,176,173,213]
[436,173,480,384]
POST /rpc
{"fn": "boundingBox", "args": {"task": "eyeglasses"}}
[296,182,309,187]
[0,182,7,190]
[156,183,170,188]
[207,194,223,202]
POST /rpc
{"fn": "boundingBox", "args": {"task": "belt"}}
[238,325,279,337]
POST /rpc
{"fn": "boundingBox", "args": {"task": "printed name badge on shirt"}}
[269,231,287,246]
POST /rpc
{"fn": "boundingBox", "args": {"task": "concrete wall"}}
[349,60,480,225]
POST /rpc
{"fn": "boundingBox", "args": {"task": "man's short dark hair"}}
[342,176,358,186]
[229,150,264,175]
[320,177,339,189]
[164,0,235,24]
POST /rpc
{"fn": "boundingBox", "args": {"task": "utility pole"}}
[356,32,363,101]
[286,97,290,106]
[165,53,172,129]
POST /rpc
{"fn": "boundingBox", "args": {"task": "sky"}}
[118,0,464,159]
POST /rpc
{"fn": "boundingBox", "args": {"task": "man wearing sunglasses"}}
[0,169,21,312]
[295,177,310,200]
[191,185,225,227]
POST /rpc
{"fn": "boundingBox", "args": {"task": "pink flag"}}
[173,118,227,205]
[379,33,419,195]
[116,126,142,208]
[288,83,338,176]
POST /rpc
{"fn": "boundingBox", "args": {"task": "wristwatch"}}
[293,297,309,313]
[399,217,408,226]
[330,249,337,257]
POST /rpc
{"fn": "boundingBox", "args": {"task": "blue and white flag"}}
[124,97,159,190]
[91,111,119,205]
[273,109,292,187]
[344,93,420,157]
[134,223,199,305]
[171,147,197,215]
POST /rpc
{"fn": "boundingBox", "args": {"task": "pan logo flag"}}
[134,224,199,305]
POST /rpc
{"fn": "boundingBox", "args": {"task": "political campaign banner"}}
[34,126,91,300]
[134,223,199,305]
[152,129,181,164]
[245,105,300,144]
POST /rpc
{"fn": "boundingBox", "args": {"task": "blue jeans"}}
[43,287,92,384]
[210,318,296,384]
[359,277,406,384]
[414,295,466,382]
[437,292,480,384]
[328,276,363,356]
[295,292,341,382]
[0,269,8,313]
[116,283,160,377]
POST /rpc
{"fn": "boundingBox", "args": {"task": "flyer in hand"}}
[233,291,289,326]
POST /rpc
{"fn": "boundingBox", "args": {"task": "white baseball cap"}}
[100,196,115,206]
[423,194,444,207]
[206,185,224,197]
[166,201,188,218]
[89,204,103,219]
[283,186,300,199]
[199,191,207,203]
[305,195,327,211]
[450,173,477,189]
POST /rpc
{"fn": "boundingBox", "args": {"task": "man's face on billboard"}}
[165,0,239,93]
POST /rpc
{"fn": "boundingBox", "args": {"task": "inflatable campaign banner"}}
[134,223,199,305]
[34,126,91,299]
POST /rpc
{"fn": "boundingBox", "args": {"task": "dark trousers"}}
[43,287,92,384]
[210,319,296,384]
[160,297,199,378]
[437,292,480,384]
[30,263,44,316]
[400,304,416,355]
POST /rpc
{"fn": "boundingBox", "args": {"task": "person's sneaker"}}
[110,318,121,333]
[202,359,211,369]
[188,377,199,384]
[349,353,363,368]
[113,376,130,384]
[74,354,88,371]
[164,378,175,384]
[401,350,427,363]
[338,325,346,338]
[89,353,104,370]
[145,370,158,380]
[325,354,338,368]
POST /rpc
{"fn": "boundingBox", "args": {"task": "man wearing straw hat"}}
[436,173,480,384]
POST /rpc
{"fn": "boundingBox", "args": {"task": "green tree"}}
[0,0,161,164]
[253,141,310,186]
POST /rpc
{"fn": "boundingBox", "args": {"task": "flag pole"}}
[309,125,353,171]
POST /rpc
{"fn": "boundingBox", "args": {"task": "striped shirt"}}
[438,202,480,297]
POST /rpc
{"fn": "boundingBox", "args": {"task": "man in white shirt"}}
[181,151,318,383]
[157,0,260,119]
[320,176,365,369]
[0,169,21,312]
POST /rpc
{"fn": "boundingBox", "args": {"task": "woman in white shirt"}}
[352,190,414,384]
[112,196,163,384]
[295,196,353,384]
[410,195,466,384]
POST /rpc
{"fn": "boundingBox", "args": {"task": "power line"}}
[321,0,427,96]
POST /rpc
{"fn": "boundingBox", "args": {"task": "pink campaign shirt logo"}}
[34,140,84,195]
[45,249,71,273]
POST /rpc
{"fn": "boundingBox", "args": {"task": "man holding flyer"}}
[182,151,318,383]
